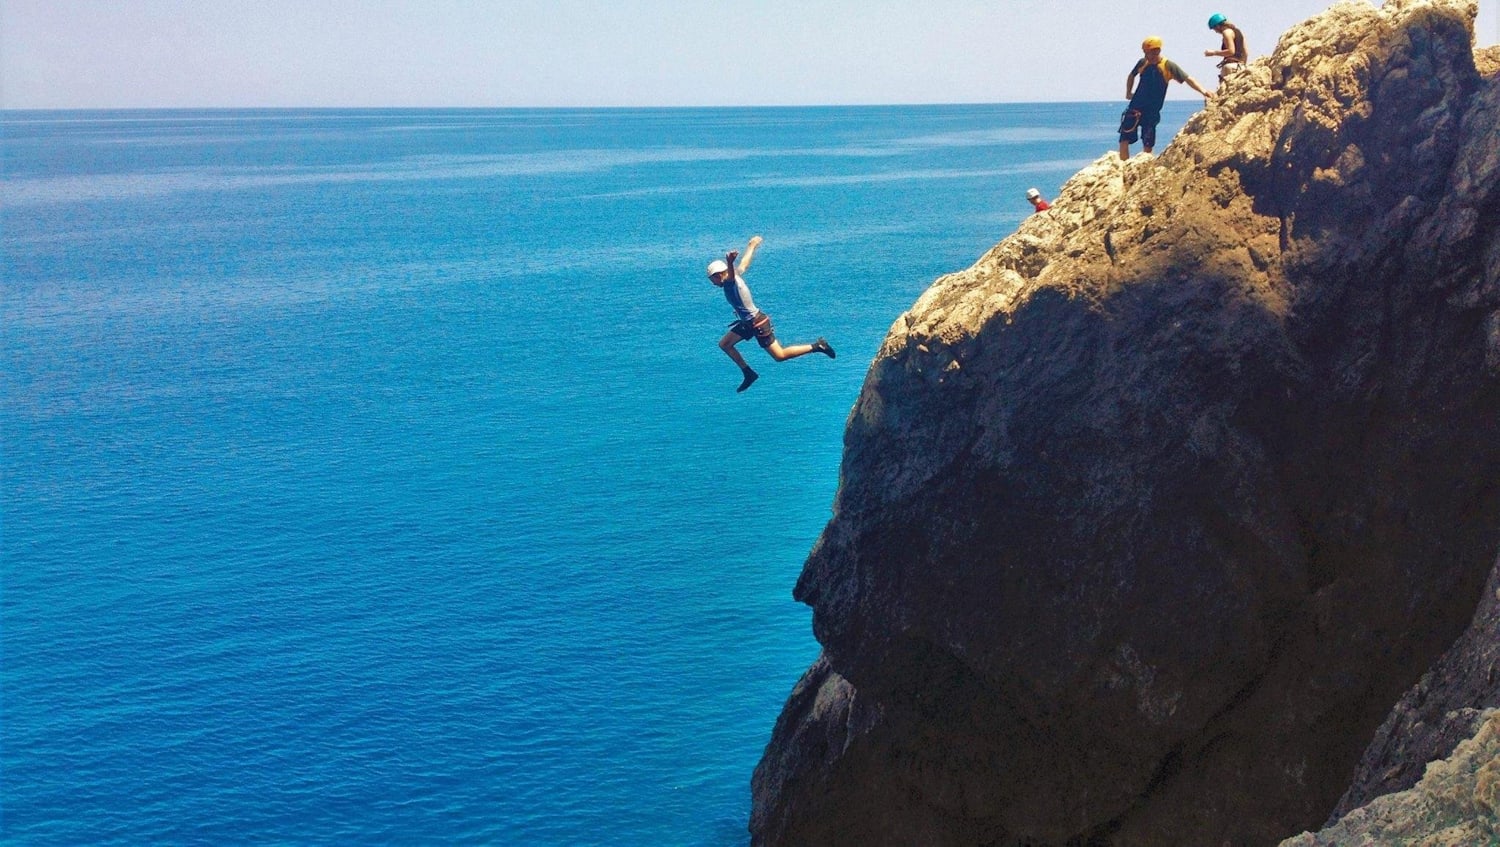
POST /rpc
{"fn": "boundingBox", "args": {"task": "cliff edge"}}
[752,1,1500,844]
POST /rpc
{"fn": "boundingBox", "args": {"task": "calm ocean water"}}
[2,103,1191,845]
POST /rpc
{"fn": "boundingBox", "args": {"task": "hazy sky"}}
[2,1,1497,108]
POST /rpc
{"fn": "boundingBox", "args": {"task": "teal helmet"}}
[1208,13,1227,28]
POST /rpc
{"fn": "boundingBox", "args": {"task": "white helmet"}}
[706,259,729,277]
[1026,187,1042,200]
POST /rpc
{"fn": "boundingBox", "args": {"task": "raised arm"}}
[738,235,763,274]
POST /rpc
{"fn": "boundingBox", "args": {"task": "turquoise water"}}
[2,104,1190,845]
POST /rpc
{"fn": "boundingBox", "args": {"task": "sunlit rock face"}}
[752,1,1500,844]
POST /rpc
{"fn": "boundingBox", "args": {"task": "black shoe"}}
[814,338,836,359]
[737,369,759,392]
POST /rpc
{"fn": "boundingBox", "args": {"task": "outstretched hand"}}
[748,235,763,248]
[727,251,738,265]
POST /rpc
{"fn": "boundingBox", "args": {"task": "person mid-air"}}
[706,235,834,393]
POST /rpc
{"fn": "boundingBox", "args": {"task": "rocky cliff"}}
[1280,711,1500,846]
[1330,550,1500,820]
[1291,713,1500,846]
[1278,552,1500,843]
[752,1,1500,845]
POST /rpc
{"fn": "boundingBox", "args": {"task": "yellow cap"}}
[1142,36,1163,49]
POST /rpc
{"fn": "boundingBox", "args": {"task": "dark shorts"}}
[1119,108,1161,147]
[730,312,777,349]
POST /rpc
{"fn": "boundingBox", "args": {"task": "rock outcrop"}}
[1280,709,1500,846]
[1329,551,1500,823]
[1275,551,1500,843]
[752,1,1500,845]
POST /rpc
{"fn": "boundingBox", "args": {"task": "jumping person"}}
[1204,14,1247,81]
[707,235,834,393]
[1119,36,1213,160]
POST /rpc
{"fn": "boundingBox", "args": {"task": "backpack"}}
[1136,57,1176,84]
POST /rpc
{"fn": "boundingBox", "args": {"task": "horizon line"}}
[0,99,1169,114]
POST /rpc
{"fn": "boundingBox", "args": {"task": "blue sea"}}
[2,103,1192,845]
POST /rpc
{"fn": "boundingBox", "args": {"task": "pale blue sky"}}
[2,1,1496,108]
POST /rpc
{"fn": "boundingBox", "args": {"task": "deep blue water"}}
[2,103,1192,845]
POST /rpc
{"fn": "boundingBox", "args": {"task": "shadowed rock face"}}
[1280,709,1500,846]
[752,1,1500,845]
[1277,552,1500,845]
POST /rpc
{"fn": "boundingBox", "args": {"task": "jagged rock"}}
[1278,709,1500,846]
[752,1,1500,845]
[1328,551,1500,822]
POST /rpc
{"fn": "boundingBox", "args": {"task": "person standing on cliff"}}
[1026,187,1051,213]
[1119,36,1213,160]
[707,235,835,393]
[1204,14,1248,81]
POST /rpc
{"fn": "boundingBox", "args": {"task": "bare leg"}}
[719,332,752,369]
[1119,141,1131,160]
[719,332,758,391]
[767,340,814,361]
[767,338,834,362]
